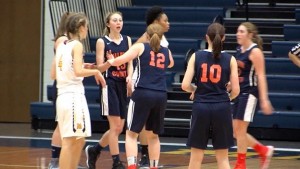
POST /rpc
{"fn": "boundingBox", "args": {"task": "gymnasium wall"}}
[0,0,41,122]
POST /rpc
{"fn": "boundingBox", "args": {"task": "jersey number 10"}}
[200,63,221,83]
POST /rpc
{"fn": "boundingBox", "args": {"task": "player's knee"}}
[112,125,123,134]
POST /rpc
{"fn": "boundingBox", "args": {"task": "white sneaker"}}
[260,146,274,169]
[48,158,59,169]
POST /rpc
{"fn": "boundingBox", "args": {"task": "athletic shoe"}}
[234,162,246,169]
[77,164,87,169]
[48,158,59,169]
[260,146,274,169]
[85,145,100,169]
[138,154,150,169]
[112,161,125,169]
[128,164,137,169]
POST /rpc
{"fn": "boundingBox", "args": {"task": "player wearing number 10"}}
[182,23,240,169]
[105,23,171,169]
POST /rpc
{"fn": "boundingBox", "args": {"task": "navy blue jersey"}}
[102,35,130,81]
[194,50,231,102]
[290,43,300,57]
[134,43,170,92]
[235,44,258,95]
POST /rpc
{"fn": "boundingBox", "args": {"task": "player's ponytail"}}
[207,23,225,60]
[146,23,163,53]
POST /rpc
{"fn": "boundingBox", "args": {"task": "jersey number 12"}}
[149,51,165,69]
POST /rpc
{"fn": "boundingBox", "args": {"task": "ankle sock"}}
[140,144,149,156]
[112,154,120,164]
[94,143,103,153]
[51,145,61,158]
[236,153,246,166]
[150,159,159,168]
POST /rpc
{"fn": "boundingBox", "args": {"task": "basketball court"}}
[0,123,299,168]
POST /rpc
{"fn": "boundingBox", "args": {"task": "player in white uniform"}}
[51,12,106,169]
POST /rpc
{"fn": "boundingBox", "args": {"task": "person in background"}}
[182,22,240,169]
[288,43,300,67]
[85,11,132,169]
[232,22,274,169]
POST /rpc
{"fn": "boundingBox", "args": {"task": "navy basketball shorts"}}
[101,78,127,119]
[187,101,234,149]
[52,80,58,120]
[127,88,167,135]
[232,93,258,122]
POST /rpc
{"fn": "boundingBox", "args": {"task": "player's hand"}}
[95,71,106,87]
[106,50,115,60]
[260,99,273,115]
[189,92,195,100]
[126,77,133,97]
[226,82,232,92]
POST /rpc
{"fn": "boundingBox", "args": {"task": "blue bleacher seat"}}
[118,6,224,23]
[250,110,300,129]
[296,9,300,24]
[267,75,300,92]
[131,0,235,7]
[30,102,105,122]
[265,58,300,75]
[122,22,209,40]
[284,24,300,41]
[271,41,298,57]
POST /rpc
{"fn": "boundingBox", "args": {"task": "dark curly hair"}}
[145,6,164,26]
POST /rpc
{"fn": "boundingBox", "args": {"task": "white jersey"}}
[55,40,84,95]
[160,35,169,48]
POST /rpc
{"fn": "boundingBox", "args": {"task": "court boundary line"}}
[0,135,300,152]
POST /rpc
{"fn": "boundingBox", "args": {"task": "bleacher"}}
[31,0,300,140]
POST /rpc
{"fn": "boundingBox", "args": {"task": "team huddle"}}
[46,5,300,169]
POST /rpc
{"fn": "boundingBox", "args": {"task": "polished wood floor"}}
[0,123,299,169]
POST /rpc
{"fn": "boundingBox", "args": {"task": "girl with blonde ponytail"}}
[104,23,172,169]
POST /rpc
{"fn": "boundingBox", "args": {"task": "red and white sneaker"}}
[233,162,247,169]
[260,146,274,169]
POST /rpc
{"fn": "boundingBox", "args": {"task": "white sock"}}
[150,159,159,168]
[127,156,137,166]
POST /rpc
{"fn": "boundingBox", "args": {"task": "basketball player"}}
[132,6,174,168]
[105,23,171,169]
[48,11,70,169]
[85,11,132,169]
[52,12,106,169]
[182,23,240,169]
[232,22,274,169]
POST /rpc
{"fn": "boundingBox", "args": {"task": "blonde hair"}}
[146,23,163,52]
[54,12,73,41]
[103,11,123,36]
[240,22,263,50]
[65,12,88,40]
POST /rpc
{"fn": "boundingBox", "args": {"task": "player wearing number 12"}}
[105,23,171,169]
[182,23,240,169]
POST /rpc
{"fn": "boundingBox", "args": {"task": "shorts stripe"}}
[244,94,257,122]
[101,86,109,116]
[127,100,135,130]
